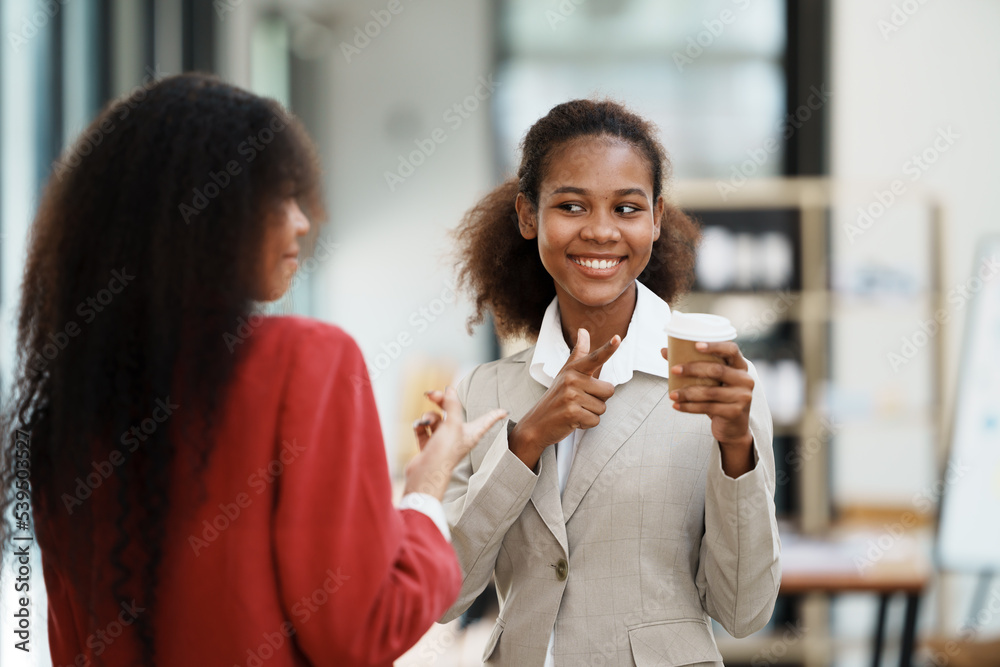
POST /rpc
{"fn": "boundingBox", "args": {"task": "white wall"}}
[829,0,1000,512]
[831,0,1000,412]
[830,0,1000,650]
[220,0,497,469]
[828,0,1000,506]
[311,0,496,468]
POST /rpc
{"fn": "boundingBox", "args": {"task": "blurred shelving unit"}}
[672,177,944,667]
[673,178,835,536]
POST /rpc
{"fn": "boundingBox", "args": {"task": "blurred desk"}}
[780,530,932,667]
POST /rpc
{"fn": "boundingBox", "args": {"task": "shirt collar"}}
[528,281,673,389]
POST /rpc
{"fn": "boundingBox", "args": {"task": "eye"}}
[617,204,641,214]
[559,203,585,213]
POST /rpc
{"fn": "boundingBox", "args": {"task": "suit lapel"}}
[561,372,668,523]
[530,445,567,553]
[497,356,568,554]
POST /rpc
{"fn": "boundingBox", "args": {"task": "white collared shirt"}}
[529,281,673,400]
[531,281,672,667]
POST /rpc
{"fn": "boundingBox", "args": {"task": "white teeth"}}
[574,257,621,269]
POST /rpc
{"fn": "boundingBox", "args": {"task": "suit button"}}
[555,558,568,581]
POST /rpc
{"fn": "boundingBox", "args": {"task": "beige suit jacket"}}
[440,347,781,666]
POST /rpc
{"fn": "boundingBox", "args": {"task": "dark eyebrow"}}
[549,186,650,198]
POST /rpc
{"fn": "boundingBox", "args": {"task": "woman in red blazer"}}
[0,73,502,666]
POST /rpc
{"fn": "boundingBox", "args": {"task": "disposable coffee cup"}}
[665,312,737,393]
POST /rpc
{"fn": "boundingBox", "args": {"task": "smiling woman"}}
[455,101,700,342]
[444,99,780,666]
[514,137,666,348]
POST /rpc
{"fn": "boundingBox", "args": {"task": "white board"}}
[937,236,1000,571]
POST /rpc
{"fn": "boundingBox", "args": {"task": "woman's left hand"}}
[661,341,755,476]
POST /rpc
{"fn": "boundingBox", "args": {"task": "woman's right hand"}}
[508,328,619,470]
[403,387,507,500]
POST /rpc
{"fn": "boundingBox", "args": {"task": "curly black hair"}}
[0,73,324,665]
[455,98,700,340]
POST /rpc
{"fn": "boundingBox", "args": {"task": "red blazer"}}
[41,316,461,666]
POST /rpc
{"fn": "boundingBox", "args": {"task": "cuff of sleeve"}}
[399,493,451,541]
[489,419,541,500]
[507,419,539,476]
[710,433,763,489]
[451,419,539,533]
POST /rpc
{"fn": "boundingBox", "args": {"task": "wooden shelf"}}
[673,177,944,667]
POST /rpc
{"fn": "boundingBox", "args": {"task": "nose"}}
[291,200,310,237]
[580,207,620,244]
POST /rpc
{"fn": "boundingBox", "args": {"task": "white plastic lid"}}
[665,311,737,342]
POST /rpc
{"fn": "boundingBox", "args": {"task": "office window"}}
[494,0,786,179]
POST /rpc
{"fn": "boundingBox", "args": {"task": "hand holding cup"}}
[662,312,755,475]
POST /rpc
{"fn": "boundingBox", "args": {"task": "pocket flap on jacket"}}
[482,616,506,662]
[627,618,722,666]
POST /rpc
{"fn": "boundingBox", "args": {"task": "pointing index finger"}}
[574,334,621,377]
